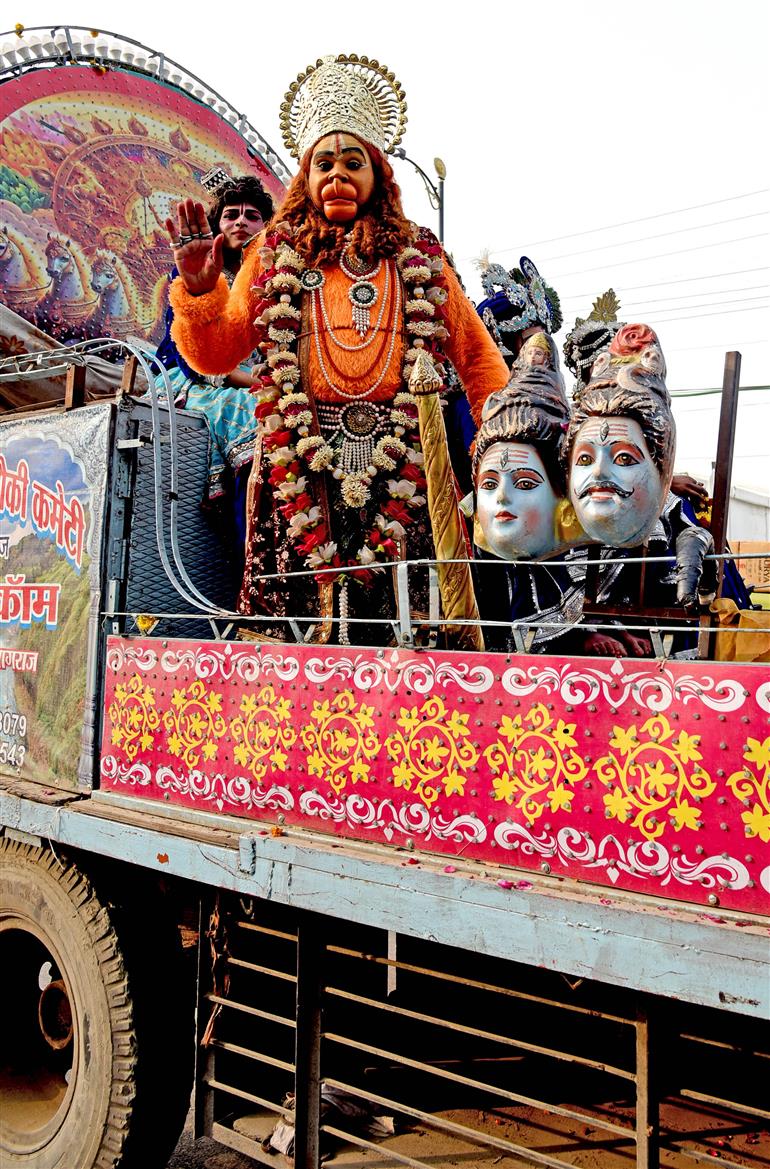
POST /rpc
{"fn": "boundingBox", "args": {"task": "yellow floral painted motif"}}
[108,673,159,761]
[230,685,297,780]
[163,680,227,767]
[595,714,715,841]
[727,736,770,844]
[301,692,379,795]
[483,704,587,824]
[385,696,479,808]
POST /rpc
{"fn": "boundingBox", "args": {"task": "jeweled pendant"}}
[349,279,378,337]
[300,268,325,291]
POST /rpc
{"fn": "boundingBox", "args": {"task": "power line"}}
[670,384,770,398]
[647,295,770,318]
[667,339,767,352]
[464,188,769,261]
[560,266,770,298]
[649,305,769,324]
[559,282,770,307]
[534,212,768,265]
[554,234,769,279]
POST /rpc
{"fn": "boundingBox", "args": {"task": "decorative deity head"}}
[562,289,624,393]
[473,333,572,560]
[274,55,413,264]
[477,256,562,369]
[566,324,675,548]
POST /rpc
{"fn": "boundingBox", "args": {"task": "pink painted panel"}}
[100,637,770,915]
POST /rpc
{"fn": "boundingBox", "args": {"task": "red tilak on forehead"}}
[583,419,633,440]
[487,446,531,470]
[334,132,344,155]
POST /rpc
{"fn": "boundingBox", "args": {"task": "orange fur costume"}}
[169,232,508,424]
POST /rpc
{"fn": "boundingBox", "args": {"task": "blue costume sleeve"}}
[154,268,198,381]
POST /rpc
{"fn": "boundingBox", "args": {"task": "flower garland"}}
[250,224,449,580]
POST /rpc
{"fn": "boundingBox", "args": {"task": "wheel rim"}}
[0,916,78,1153]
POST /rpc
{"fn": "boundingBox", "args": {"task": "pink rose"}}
[610,324,658,357]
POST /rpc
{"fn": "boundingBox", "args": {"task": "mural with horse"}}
[0,63,284,347]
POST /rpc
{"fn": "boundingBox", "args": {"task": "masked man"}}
[165,54,509,643]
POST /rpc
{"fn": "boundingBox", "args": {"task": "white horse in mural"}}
[85,250,168,340]
[0,226,49,313]
[34,234,95,341]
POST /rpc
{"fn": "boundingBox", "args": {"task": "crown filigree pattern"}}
[280,53,408,160]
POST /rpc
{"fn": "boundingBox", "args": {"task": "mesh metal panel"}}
[123,401,242,638]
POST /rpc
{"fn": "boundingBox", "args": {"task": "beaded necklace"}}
[251,225,449,580]
[309,264,402,401]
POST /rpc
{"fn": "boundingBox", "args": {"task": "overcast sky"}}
[5,0,770,491]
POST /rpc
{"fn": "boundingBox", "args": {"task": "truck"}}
[1,343,768,1169]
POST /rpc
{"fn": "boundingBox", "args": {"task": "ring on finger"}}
[169,238,184,248]
[178,234,193,244]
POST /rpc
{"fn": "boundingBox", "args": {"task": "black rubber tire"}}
[0,838,193,1168]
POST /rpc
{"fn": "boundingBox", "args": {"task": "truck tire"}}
[0,837,193,1168]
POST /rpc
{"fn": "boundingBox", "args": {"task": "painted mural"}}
[0,66,285,345]
[101,637,770,914]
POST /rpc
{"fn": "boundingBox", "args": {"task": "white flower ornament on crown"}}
[279,53,408,160]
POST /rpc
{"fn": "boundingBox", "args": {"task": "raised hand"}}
[164,198,224,296]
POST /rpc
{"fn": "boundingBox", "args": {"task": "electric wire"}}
[645,305,768,325]
[667,339,766,352]
[529,211,768,265]
[559,282,769,308]
[554,233,769,279]
[562,266,770,298]
[464,189,769,261]
[646,298,769,320]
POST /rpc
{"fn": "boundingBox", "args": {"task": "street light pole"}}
[393,149,446,244]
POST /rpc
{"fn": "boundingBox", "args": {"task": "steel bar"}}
[235,920,298,944]
[326,945,632,1025]
[635,1005,660,1169]
[679,1032,770,1059]
[323,1033,635,1133]
[203,1076,288,1116]
[207,1038,294,1073]
[320,1125,432,1169]
[294,914,323,1169]
[324,985,633,1080]
[195,896,214,1141]
[677,1089,770,1121]
[227,956,297,983]
[662,1143,753,1169]
[205,993,295,1029]
[209,1122,276,1168]
[323,1076,620,1169]
[710,351,743,587]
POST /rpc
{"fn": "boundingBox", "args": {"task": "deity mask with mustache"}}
[566,324,675,548]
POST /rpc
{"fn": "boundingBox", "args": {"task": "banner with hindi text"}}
[0,403,112,789]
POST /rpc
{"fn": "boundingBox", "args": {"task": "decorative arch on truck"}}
[0,28,288,345]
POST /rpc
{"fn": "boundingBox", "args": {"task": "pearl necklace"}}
[310,269,402,401]
[316,259,392,351]
[340,250,382,336]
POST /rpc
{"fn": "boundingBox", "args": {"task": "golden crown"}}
[279,54,408,161]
